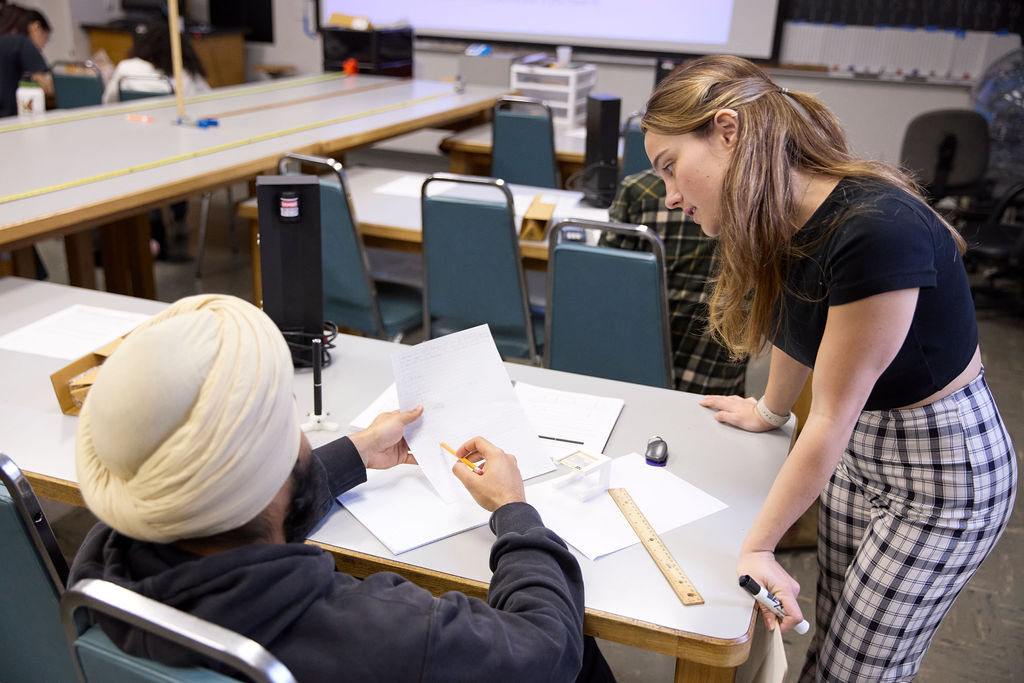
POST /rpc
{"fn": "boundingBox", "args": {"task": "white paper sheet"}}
[372,174,427,198]
[0,305,151,360]
[337,464,489,554]
[350,383,399,430]
[527,453,728,560]
[514,382,623,461]
[391,325,554,502]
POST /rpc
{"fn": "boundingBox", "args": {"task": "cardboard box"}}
[521,195,555,242]
[49,336,125,416]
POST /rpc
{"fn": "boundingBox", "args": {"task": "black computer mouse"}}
[645,436,668,466]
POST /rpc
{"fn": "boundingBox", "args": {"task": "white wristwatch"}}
[755,396,790,428]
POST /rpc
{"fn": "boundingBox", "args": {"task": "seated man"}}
[70,294,611,682]
[601,169,747,395]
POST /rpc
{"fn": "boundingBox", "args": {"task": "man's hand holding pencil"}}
[448,437,526,511]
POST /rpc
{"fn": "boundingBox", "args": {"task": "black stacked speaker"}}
[256,174,324,365]
[582,94,621,208]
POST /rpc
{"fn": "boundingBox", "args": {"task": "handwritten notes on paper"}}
[391,325,554,502]
[514,382,623,461]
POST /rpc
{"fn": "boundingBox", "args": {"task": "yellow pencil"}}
[441,441,483,475]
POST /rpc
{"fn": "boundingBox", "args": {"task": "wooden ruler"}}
[608,487,704,605]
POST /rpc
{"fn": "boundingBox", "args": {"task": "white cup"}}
[556,45,572,66]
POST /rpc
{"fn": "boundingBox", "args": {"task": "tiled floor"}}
[35,154,1023,681]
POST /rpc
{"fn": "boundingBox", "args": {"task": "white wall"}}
[416,47,971,165]
[35,0,116,63]
[242,0,322,81]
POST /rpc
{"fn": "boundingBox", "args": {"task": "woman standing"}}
[642,55,1015,681]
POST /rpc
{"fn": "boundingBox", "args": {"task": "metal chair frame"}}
[421,172,538,361]
[544,218,673,387]
[492,95,559,188]
[61,578,296,683]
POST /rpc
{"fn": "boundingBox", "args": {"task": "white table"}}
[0,75,507,297]
[0,277,792,681]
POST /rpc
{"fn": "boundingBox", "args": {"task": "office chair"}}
[0,452,79,682]
[52,60,104,109]
[963,180,1024,311]
[421,172,541,361]
[899,109,989,204]
[620,110,650,178]
[62,578,296,683]
[278,153,422,341]
[545,219,673,388]
[491,96,559,188]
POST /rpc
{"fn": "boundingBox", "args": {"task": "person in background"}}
[102,20,209,103]
[70,294,614,683]
[0,4,51,117]
[643,55,1016,681]
[600,168,747,395]
[103,21,211,260]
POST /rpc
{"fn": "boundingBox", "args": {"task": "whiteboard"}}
[318,0,781,60]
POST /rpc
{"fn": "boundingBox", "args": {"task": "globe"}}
[972,48,1024,181]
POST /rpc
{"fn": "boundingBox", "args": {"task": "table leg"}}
[64,231,97,290]
[673,658,735,682]
[250,218,262,305]
[10,247,36,277]
[448,150,474,175]
[99,215,155,299]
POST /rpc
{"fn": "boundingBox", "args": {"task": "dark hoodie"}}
[70,438,585,682]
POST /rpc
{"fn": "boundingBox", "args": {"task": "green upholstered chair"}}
[0,452,77,683]
[491,96,559,189]
[544,219,673,388]
[52,61,103,109]
[421,172,542,361]
[62,578,295,683]
[278,153,422,341]
[620,110,650,179]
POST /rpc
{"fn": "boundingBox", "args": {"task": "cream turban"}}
[75,294,300,543]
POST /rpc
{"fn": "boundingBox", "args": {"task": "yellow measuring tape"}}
[0,87,454,206]
[0,72,348,135]
[608,487,705,606]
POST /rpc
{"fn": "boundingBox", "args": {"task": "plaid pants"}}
[799,369,1016,682]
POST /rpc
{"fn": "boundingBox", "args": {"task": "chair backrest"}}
[52,60,103,109]
[620,110,650,178]
[421,172,537,360]
[545,219,673,388]
[278,153,388,338]
[900,109,989,201]
[62,578,296,683]
[118,74,174,101]
[0,452,78,682]
[492,96,559,189]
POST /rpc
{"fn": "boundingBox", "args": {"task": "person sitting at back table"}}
[69,294,613,683]
[0,5,52,117]
[102,20,209,103]
[600,169,747,395]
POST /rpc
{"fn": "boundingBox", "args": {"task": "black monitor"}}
[120,0,184,16]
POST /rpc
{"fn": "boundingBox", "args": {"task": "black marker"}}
[738,574,809,634]
[311,337,323,417]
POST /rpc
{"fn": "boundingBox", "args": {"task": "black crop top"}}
[772,177,977,410]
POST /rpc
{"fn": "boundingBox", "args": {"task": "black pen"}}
[311,337,323,416]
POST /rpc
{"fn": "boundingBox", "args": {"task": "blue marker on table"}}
[739,574,810,634]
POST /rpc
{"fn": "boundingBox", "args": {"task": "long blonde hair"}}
[643,55,963,357]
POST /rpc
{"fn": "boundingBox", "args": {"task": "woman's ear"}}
[712,109,739,148]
